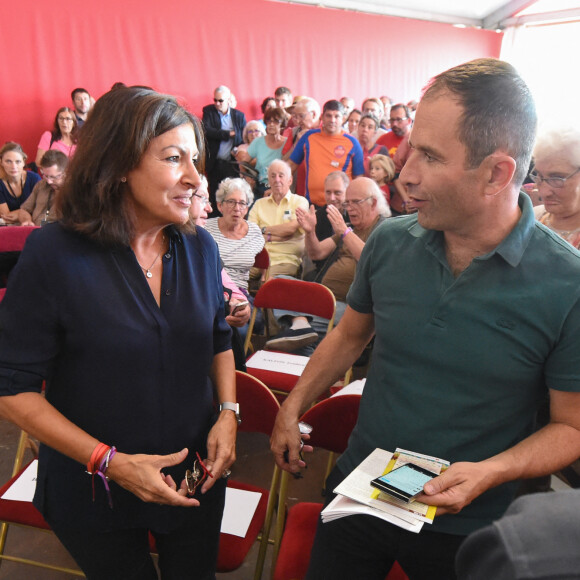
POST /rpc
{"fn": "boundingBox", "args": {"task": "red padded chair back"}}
[253,246,270,270]
[300,394,361,454]
[235,371,280,436]
[253,278,335,320]
[0,226,38,252]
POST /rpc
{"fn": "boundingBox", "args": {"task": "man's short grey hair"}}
[325,171,349,190]
[267,159,292,178]
[215,177,254,206]
[533,126,580,169]
[214,85,231,96]
[298,97,321,119]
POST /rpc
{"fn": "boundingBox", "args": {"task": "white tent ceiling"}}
[270,0,580,29]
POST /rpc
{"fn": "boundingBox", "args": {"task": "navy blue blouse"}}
[0,223,232,531]
[0,171,41,211]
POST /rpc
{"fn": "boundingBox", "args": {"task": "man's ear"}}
[482,153,517,197]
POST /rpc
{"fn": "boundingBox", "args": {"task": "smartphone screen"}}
[371,463,437,501]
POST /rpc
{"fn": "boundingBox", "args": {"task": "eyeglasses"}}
[247,129,262,134]
[193,192,209,205]
[529,167,580,189]
[42,172,64,183]
[389,117,408,124]
[222,199,249,208]
[58,117,74,122]
[185,452,213,496]
[342,197,372,209]
[266,119,282,125]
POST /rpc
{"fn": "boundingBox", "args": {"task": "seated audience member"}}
[192,178,251,368]
[531,127,580,249]
[71,87,92,127]
[346,109,362,135]
[305,171,351,281]
[256,97,276,129]
[266,177,389,353]
[248,160,309,280]
[3,150,67,226]
[456,490,580,580]
[368,154,396,205]
[233,120,265,188]
[204,177,265,294]
[357,113,390,174]
[238,107,287,199]
[0,142,41,216]
[35,107,78,167]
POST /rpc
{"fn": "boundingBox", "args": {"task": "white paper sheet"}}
[246,350,310,376]
[1,459,38,502]
[331,379,366,397]
[220,487,263,538]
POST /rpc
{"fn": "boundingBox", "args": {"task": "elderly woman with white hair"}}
[532,127,580,249]
[204,177,265,294]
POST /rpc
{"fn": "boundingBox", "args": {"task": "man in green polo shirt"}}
[270,58,580,580]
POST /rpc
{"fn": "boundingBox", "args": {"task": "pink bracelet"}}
[341,227,353,239]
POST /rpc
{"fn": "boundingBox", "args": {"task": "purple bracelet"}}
[91,446,117,508]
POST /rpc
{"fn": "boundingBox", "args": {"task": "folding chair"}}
[271,393,409,580]
[0,430,84,576]
[215,371,282,579]
[0,225,38,288]
[243,278,336,400]
[148,371,282,579]
[253,246,270,270]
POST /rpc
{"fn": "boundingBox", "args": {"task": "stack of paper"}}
[321,448,449,533]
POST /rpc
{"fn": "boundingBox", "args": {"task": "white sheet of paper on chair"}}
[245,351,310,376]
[220,487,262,537]
[1,459,38,502]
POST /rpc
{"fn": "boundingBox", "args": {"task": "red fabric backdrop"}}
[1,0,502,159]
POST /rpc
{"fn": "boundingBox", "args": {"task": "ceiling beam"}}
[501,7,580,28]
[271,0,483,27]
[482,0,538,29]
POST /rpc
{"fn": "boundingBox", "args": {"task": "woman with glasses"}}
[204,177,264,295]
[0,86,236,579]
[237,107,287,198]
[532,127,580,249]
[35,107,78,167]
[0,142,41,216]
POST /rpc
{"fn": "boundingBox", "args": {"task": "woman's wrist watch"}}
[220,402,241,425]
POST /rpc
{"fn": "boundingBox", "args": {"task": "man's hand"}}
[416,461,499,516]
[327,204,348,236]
[270,406,312,475]
[296,205,316,233]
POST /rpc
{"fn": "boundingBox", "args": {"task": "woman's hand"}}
[327,204,348,236]
[201,411,237,493]
[106,448,200,506]
[226,302,251,327]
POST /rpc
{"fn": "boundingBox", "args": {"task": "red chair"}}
[253,246,270,270]
[271,394,409,580]
[244,278,336,399]
[0,226,39,287]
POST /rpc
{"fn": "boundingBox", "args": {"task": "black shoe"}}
[265,328,318,353]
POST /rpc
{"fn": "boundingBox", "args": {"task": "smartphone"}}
[370,463,437,502]
[231,300,249,315]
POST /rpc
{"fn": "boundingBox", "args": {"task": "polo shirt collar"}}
[408,192,535,268]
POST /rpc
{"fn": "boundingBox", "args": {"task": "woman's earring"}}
[121,177,127,183]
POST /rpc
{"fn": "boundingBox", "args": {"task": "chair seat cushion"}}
[0,461,50,530]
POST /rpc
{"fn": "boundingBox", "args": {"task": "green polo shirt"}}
[341,194,580,535]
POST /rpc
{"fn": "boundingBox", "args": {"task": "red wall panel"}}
[0,0,502,159]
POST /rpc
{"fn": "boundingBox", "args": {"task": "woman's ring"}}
[222,469,232,479]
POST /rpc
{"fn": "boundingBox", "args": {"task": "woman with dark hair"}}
[35,106,78,166]
[238,106,287,198]
[0,86,236,579]
[0,142,41,215]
